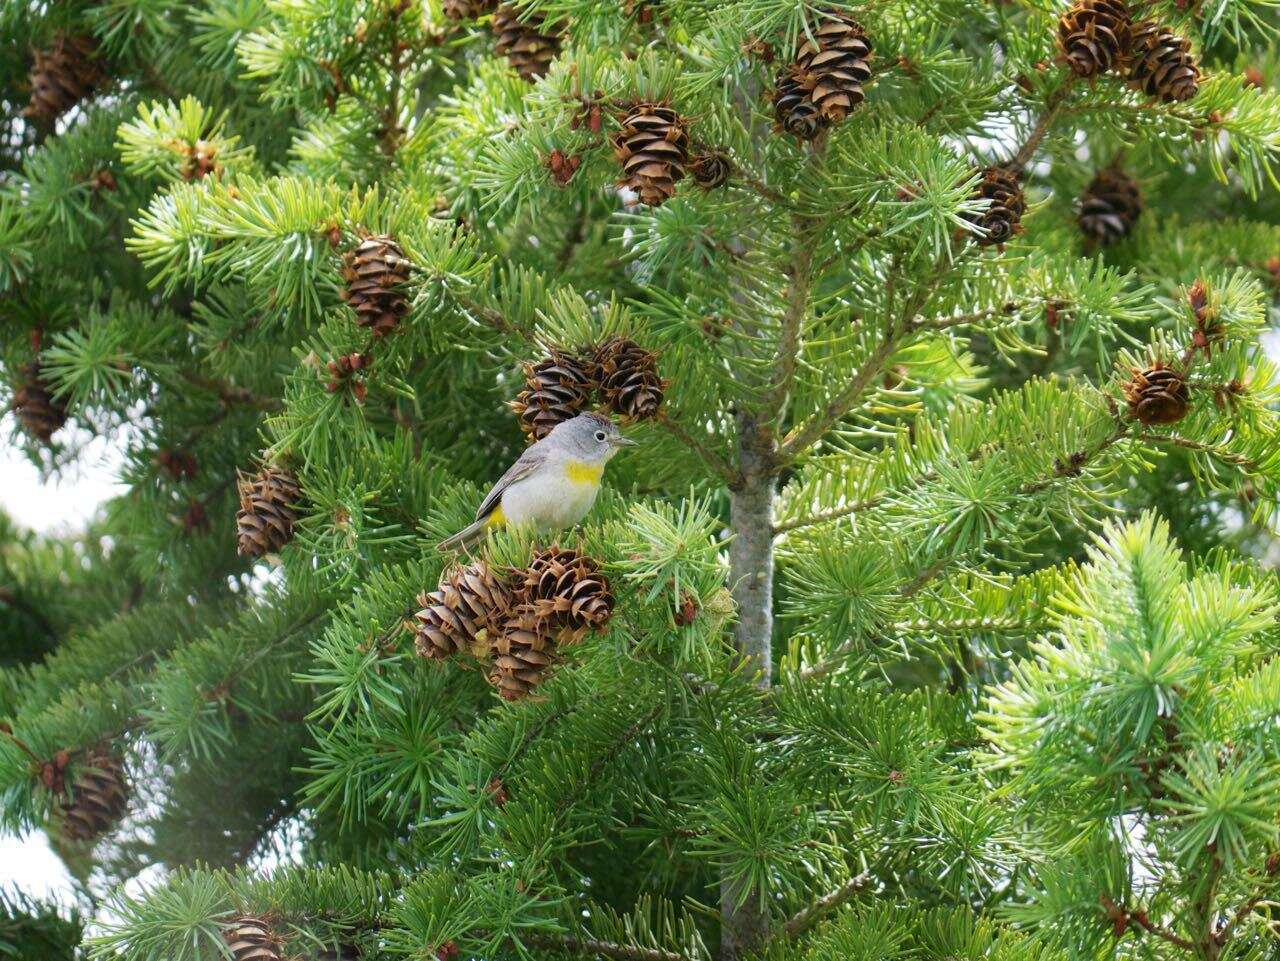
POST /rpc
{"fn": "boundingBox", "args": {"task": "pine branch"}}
[655,411,740,487]
[1009,80,1075,169]
[522,931,691,961]
[781,873,872,940]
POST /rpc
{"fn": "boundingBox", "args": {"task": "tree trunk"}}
[721,414,776,960]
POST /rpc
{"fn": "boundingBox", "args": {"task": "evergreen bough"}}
[0,1,1279,960]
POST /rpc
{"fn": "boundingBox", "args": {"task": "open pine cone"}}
[690,150,733,189]
[1057,0,1130,78]
[59,750,128,843]
[12,362,67,443]
[612,104,690,207]
[794,12,873,122]
[1126,21,1199,103]
[224,917,281,961]
[1125,364,1190,425]
[967,165,1026,248]
[236,467,302,558]
[414,561,512,661]
[26,34,104,124]
[510,350,595,442]
[772,68,826,141]
[592,337,665,422]
[341,235,411,337]
[511,545,613,634]
[489,611,559,701]
[1078,168,1142,246]
[492,3,560,80]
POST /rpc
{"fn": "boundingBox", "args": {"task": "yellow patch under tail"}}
[487,505,506,527]
[564,460,604,486]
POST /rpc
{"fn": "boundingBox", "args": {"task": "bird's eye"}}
[594,431,607,442]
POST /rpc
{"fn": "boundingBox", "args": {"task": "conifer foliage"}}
[3,0,1280,960]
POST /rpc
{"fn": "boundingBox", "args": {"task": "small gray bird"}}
[438,412,636,551]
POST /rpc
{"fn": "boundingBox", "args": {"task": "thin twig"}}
[521,931,690,961]
[1009,80,1075,169]
[782,873,872,940]
[655,411,741,487]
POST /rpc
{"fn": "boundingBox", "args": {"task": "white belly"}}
[501,469,599,531]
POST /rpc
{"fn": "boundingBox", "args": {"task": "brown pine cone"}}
[1057,0,1130,78]
[444,0,497,18]
[224,918,281,961]
[11,362,67,443]
[414,561,512,661]
[25,34,104,124]
[612,104,690,207]
[690,150,733,189]
[772,68,826,141]
[489,610,559,701]
[341,235,410,337]
[236,467,302,558]
[1127,21,1199,103]
[492,3,560,81]
[794,12,873,122]
[1078,167,1142,246]
[59,749,127,843]
[509,350,595,442]
[1124,363,1190,425]
[592,337,665,422]
[511,545,613,634]
[967,165,1026,248]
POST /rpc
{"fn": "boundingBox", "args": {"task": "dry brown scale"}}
[690,150,733,189]
[492,3,560,81]
[612,104,690,208]
[793,12,873,122]
[414,560,511,660]
[967,165,1026,248]
[58,749,128,843]
[236,467,302,558]
[11,362,67,443]
[444,0,497,18]
[592,336,666,422]
[510,350,595,441]
[1078,167,1142,246]
[1126,21,1200,103]
[341,235,411,337]
[224,917,282,961]
[25,34,104,124]
[1125,363,1191,425]
[1057,0,1130,78]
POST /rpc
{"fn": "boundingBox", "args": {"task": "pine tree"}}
[2,2,1280,961]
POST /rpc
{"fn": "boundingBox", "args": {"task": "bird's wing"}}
[473,443,550,521]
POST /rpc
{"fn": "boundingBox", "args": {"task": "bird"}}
[438,412,636,551]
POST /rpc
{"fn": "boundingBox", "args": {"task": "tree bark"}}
[720,413,776,960]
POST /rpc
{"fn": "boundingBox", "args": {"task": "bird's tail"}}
[436,517,489,553]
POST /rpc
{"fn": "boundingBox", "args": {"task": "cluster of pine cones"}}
[341,235,411,337]
[236,466,302,558]
[1058,0,1199,102]
[773,12,873,141]
[511,338,666,441]
[611,103,731,205]
[414,546,613,701]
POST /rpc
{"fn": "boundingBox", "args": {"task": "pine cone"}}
[967,165,1026,248]
[612,104,690,208]
[444,0,497,18]
[690,150,733,189]
[1124,363,1190,425]
[492,4,560,81]
[509,350,595,442]
[59,750,127,843]
[341,235,410,337]
[414,561,512,661]
[592,337,665,421]
[489,611,559,701]
[25,34,104,124]
[1057,0,1130,78]
[236,467,301,558]
[794,13,873,122]
[224,918,281,961]
[1078,168,1142,246]
[11,363,67,443]
[1127,21,1199,103]
[772,68,826,141]
[511,545,613,634]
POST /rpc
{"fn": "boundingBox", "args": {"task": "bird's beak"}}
[611,435,638,448]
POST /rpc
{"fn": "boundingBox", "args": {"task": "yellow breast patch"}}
[564,460,604,486]
[487,505,506,527]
